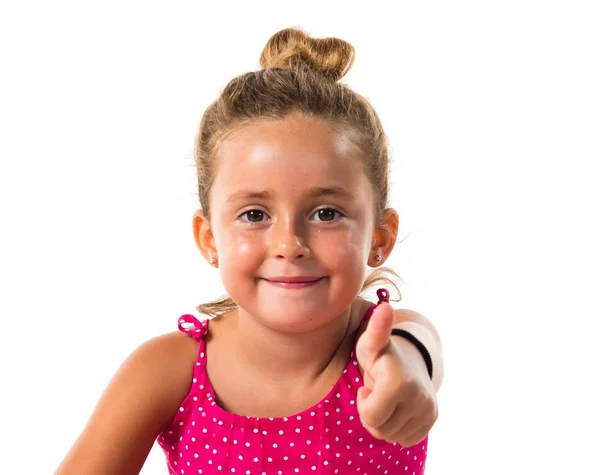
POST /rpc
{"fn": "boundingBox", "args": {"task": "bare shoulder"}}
[353,296,378,340]
[55,330,200,475]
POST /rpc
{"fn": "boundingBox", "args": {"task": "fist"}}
[355,302,438,447]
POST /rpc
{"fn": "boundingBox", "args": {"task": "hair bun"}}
[259,27,355,82]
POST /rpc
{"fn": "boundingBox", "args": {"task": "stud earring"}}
[209,257,217,265]
[375,255,382,262]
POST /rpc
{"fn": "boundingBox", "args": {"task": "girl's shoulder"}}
[54,327,206,474]
[353,295,378,338]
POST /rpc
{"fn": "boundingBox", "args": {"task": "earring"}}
[209,257,217,265]
[375,255,382,262]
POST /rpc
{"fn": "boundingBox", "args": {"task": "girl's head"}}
[193,27,403,327]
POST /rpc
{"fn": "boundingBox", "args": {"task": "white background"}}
[1,1,599,473]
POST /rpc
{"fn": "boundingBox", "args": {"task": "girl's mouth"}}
[262,277,324,289]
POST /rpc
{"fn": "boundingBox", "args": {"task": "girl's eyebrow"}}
[226,186,354,203]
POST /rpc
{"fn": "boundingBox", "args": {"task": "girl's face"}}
[198,115,386,332]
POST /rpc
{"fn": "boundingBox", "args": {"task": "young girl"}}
[56,27,444,475]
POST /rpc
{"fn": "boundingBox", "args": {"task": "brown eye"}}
[240,209,267,223]
[313,208,343,222]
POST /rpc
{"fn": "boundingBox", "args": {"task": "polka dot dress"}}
[157,289,428,474]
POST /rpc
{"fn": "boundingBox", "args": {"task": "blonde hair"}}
[194,27,404,317]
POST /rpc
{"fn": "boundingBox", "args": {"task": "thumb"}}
[356,302,394,370]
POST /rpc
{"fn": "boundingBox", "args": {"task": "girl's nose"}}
[271,219,310,260]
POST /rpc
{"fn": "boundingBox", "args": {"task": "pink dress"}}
[157,289,429,474]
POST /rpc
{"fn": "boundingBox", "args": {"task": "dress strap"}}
[177,314,209,341]
[352,288,391,352]
[360,288,390,326]
[376,288,390,304]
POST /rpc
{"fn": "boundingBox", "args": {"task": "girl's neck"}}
[228,299,366,386]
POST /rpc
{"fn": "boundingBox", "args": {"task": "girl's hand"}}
[355,302,439,447]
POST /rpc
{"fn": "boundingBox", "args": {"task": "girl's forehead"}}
[213,117,367,192]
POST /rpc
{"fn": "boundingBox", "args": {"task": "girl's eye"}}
[239,209,268,223]
[311,207,343,222]
[238,207,343,224]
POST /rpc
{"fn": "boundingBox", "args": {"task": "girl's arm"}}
[54,331,199,475]
[392,308,444,391]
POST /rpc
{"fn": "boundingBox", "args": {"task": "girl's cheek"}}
[234,238,252,257]
[223,233,262,265]
[322,226,365,262]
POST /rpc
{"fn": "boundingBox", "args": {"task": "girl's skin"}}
[194,114,439,444]
[55,114,441,475]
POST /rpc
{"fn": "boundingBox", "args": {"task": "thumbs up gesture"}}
[355,302,438,447]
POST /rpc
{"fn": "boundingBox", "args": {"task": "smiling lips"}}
[263,276,324,289]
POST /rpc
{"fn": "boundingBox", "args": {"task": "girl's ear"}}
[193,210,217,263]
[369,208,399,266]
